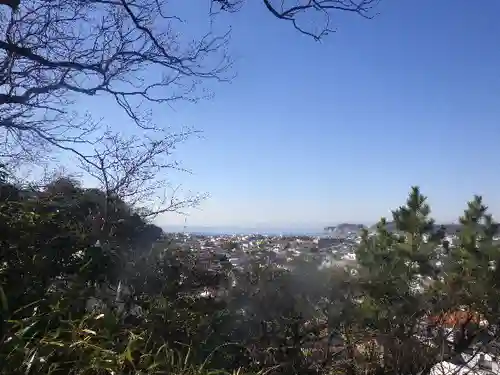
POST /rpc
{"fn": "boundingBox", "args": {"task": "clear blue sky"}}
[80,0,500,230]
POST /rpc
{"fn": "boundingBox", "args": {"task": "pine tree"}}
[355,187,445,374]
[442,196,500,322]
[357,187,442,309]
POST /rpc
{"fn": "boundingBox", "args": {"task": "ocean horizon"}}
[162,225,329,236]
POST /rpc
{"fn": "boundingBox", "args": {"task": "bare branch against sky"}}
[213,0,380,40]
[0,0,231,161]
[78,127,207,218]
[0,0,380,162]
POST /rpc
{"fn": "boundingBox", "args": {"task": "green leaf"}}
[125,346,134,364]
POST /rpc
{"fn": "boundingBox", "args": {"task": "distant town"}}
[164,222,497,281]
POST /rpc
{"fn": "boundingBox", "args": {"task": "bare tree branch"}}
[0,0,231,159]
[0,0,381,164]
[78,127,207,220]
[213,0,380,40]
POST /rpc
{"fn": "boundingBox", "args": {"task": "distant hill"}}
[324,223,366,235]
[369,221,464,234]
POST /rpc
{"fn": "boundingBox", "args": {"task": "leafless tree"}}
[214,0,380,40]
[0,0,231,161]
[0,0,381,214]
[0,0,381,161]
[78,127,207,220]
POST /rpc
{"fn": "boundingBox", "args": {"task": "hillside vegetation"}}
[1,171,500,375]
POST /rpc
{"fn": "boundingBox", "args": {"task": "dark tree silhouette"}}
[0,0,382,174]
[0,0,231,161]
[214,0,380,39]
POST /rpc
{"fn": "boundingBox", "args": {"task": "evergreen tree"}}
[355,187,446,375]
